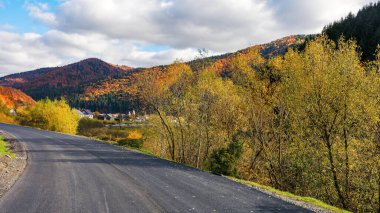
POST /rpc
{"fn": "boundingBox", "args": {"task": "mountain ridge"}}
[0,35,308,112]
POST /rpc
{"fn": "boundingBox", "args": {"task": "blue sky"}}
[0,0,57,33]
[0,0,376,76]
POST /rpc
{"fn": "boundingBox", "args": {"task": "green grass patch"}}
[0,135,14,157]
[227,177,350,213]
[137,148,156,157]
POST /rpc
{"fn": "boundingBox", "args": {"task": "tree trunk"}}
[344,125,350,207]
[343,103,350,208]
[377,123,380,213]
[203,124,211,163]
[277,135,283,185]
[249,147,263,171]
[378,166,380,213]
[154,106,175,160]
[196,130,202,168]
[177,116,186,163]
[327,141,347,209]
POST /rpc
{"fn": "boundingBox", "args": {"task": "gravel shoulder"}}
[0,131,27,198]
[227,177,349,213]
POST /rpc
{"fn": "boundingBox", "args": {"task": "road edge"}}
[0,131,28,199]
[226,177,349,213]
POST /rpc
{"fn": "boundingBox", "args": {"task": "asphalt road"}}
[0,123,312,213]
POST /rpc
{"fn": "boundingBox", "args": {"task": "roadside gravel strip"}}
[228,179,333,213]
[0,131,27,198]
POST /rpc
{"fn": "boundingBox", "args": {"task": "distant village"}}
[74,109,150,124]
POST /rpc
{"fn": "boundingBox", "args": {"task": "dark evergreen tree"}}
[323,2,380,61]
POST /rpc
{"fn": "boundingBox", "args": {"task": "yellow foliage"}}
[127,131,143,139]
[0,112,16,124]
[22,98,79,134]
[0,100,16,124]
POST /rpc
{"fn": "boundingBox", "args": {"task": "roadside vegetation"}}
[0,101,16,124]
[17,99,79,134]
[135,36,380,212]
[0,135,12,157]
[0,98,79,135]
[228,177,350,213]
[77,118,145,148]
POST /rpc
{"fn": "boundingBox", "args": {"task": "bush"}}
[0,100,16,124]
[118,138,144,148]
[78,118,104,134]
[106,129,129,139]
[208,133,244,176]
[20,98,79,134]
[208,149,237,176]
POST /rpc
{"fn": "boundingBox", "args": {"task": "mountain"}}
[0,35,307,113]
[0,86,35,109]
[188,35,307,70]
[0,58,134,99]
[323,2,380,61]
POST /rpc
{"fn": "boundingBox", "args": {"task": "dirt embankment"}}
[0,131,27,198]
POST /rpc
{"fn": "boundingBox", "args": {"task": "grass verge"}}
[0,135,13,157]
[227,177,350,213]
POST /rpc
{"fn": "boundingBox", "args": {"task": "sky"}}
[0,0,377,76]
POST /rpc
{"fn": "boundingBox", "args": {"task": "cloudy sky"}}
[0,0,376,76]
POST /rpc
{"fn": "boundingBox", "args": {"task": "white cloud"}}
[0,30,200,76]
[0,24,14,31]
[55,0,376,51]
[267,0,376,33]
[25,2,57,27]
[56,0,277,51]
[0,0,377,76]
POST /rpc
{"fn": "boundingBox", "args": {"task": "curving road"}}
[0,123,312,213]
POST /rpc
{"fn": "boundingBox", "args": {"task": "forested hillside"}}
[0,35,307,113]
[323,2,380,60]
[0,58,134,112]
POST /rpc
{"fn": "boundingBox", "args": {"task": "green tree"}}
[208,133,244,176]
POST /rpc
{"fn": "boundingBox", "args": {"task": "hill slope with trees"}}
[0,58,134,103]
[323,1,380,60]
[0,35,307,113]
[0,86,35,109]
[0,86,35,124]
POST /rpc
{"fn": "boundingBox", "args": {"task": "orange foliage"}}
[0,86,35,109]
[127,131,143,139]
[0,112,16,124]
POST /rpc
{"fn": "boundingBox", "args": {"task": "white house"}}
[74,109,85,119]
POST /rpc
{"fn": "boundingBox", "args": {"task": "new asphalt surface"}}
[0,123,312,213]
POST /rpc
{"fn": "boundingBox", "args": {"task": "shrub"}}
[21,98,79,134]
[106,129,129,139]
[208,149,237,176]
[208,133,244,176]
[78,118,103,134]
[118,138,144,148]
[0,100,16,124]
